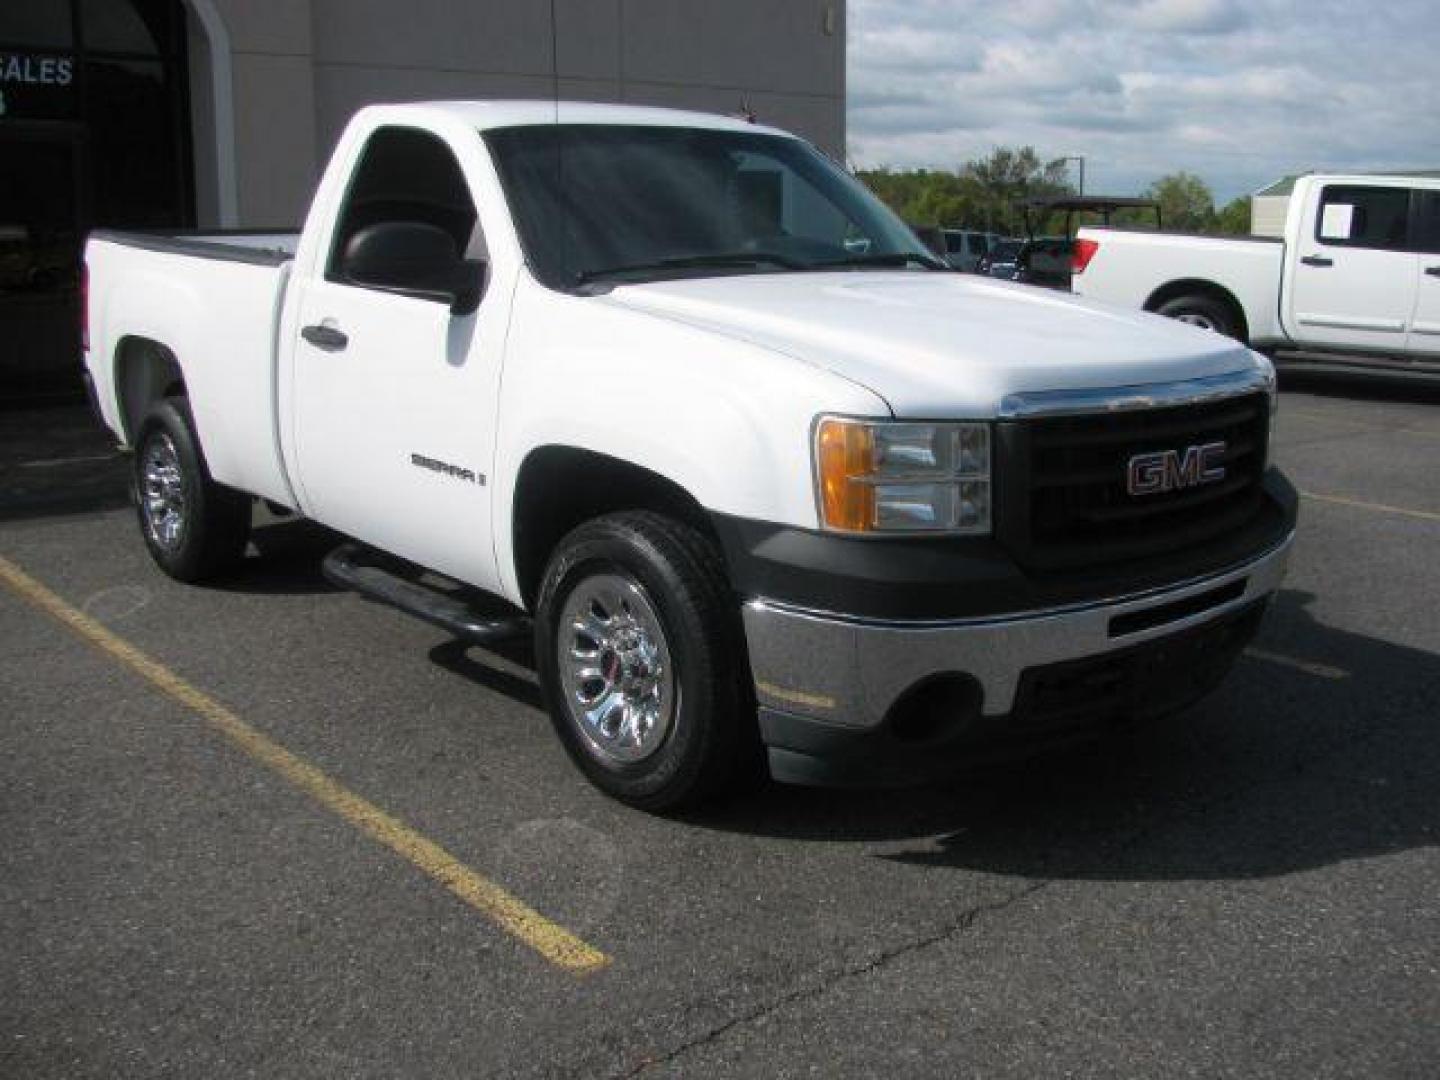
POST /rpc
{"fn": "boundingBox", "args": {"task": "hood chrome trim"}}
[998,366,1273,419]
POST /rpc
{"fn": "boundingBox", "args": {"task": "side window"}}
[733,149,850,251]
[326,126,481,284]
[1314,185,1411,251]
[1413,191,1440,255]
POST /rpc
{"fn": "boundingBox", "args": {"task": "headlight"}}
[1256,354,1279,415]
[814,417,992,534]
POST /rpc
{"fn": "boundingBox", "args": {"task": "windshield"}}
[993,240,1022,260]
[483,124,939,290]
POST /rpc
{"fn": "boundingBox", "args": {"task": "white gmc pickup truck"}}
[83,101,1297,810]
[1073,174,1440,370]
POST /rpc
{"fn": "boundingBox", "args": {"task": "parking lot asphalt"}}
[2,371,1438,1078]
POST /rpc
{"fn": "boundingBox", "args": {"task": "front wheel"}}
[134,397,251,582]
[534,511,752,811]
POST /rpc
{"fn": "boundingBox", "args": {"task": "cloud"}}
[847,0,1440,202]
[1121,0,1248,34]
[977,41,1124,97]
[855,26,984,72]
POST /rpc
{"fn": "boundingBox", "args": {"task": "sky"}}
[846,0,1440,203]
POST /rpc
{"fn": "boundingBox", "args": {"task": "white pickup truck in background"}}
[83,101,1296,810]
[1073,174,1440,372]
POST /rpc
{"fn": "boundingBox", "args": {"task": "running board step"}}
[322,543,531,647]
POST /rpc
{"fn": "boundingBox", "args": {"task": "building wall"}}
[192,0,846,227]
[1251,194,1289,239]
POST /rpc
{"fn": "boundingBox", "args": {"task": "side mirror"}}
[449,258,486,317]
[341,221,486,316]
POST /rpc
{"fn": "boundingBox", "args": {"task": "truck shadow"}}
[213,518,347,596]
[695,589,1440,883]
[1279,367,1440,405]
[428,638,543,711]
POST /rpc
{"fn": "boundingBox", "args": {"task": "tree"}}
[858,158,1252,238]
[857,147,1074,235]
[1144,171,1215,232]
[1213,195,1251,236]
[857,167,985,230]
[962,148,1072,234]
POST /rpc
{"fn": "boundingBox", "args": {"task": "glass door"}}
[0,127,85,395]
[1,0,191,398]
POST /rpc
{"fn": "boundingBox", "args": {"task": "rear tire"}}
[1156,294,1242,340]
[534,511,752,812]
[134,397,251,583]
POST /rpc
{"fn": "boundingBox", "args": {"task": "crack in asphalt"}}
[611,878,1052,1078]
[607,701,1422,1079]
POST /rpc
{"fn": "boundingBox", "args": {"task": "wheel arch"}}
[510,445,721,610]
[1143,279,1251,343]
[113,336,188,445]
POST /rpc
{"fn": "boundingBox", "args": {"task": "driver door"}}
[1285,183,1418,354]
[288,125,506,591]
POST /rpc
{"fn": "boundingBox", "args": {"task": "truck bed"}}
[89,229,299,266]
[1073,226,1287,345]
[84,229,299,508]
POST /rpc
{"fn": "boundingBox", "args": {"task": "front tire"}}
[134,397,251,582]
[534,511,751,811]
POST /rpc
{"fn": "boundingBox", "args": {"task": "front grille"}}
[998,392,1270,571]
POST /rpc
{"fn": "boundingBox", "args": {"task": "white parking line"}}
[1301,490,1440,524]
[1244,647,1348,681]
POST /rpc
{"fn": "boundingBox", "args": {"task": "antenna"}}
[548,0,568,280]
[549,0,560,123]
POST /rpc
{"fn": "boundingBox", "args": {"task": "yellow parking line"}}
[1300,490,1440,524]
[0,554,610,977]
[1243,647,1348,681]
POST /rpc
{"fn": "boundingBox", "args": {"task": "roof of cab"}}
[350,99,794,139]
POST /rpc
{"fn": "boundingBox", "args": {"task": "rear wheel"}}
[1156,294,1241,340]
[534,511,752,811]
[134,397,251,582]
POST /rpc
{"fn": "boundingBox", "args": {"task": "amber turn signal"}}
[815,418,877,531]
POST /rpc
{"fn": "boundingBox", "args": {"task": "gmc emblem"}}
[1127,441,1227,496]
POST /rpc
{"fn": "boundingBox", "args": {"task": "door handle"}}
[1426,266,1440,278]
[301,323,348,351]
[1300,255,1334,268]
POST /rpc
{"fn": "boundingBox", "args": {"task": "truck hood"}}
[602,271,1260,418]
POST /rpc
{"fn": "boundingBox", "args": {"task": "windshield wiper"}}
[812,252,949,271]
[575,251,807,285]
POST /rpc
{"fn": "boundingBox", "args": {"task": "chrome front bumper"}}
[742,532,1294,731]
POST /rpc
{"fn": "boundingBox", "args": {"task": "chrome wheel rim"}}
[141,432,187,552]
[557,573,676,765]
[1175,311,1217,331]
